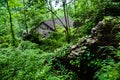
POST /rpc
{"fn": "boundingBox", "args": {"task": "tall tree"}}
[6,0,15,46]
[62,0,70,43]
[49,0,56,31]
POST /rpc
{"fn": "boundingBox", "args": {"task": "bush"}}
[0,42,77,80]
[0,47,53,80]
[94,60,120,80]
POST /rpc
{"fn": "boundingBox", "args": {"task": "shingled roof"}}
[33,17,74,37]
[40,17,74,30]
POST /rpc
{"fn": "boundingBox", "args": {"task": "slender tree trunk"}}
[23,0,29,34]
[63,0,70,43]
[66,3,70,28]
[49,0,56,31]
[48,8,66,28]
[6,0,15,46]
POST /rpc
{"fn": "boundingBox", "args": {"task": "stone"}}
[68,18,120,59]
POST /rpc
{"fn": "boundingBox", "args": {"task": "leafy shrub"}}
[18,41,39,50]
[0,47,52,80]
[94,59,120,80]
[0,41,77,80]
[94,45,120,80]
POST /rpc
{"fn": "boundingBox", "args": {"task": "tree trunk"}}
[6,0,15,46]
[63,0,70,43]
[49,0,56,31]
[48,8,66,29]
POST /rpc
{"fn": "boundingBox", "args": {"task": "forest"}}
[0,0,120,80]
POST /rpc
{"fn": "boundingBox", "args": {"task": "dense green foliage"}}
[1,0,120,80]
[0,42,77,80]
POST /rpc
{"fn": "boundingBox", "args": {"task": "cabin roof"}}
[40,17,74,30]
[33,17,74,37]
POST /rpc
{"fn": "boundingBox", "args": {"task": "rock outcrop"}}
[68,18,120,59]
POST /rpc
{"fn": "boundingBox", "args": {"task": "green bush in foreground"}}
[0,47,52,80]
[0,41,77,80]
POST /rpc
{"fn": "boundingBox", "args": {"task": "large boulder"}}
[69,17,120,59]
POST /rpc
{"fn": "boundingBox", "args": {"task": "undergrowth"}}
[0,41,77,80]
